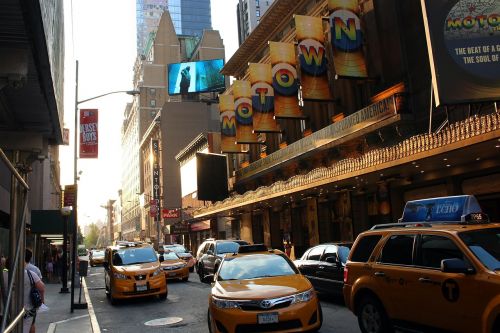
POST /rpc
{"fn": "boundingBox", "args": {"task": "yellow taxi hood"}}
[161,259,184,266]
[113,262,158,273]
[213,275,312,300]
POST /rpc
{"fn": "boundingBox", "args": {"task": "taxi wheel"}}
[189,266,194,273]
[198,265,205,281]
[109,285,117,305]
[182,276,189,282]
[357,296,392,333]
[159,292,167,301]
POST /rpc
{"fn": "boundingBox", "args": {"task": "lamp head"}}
[60,206,73,216]
[126,90,140,96]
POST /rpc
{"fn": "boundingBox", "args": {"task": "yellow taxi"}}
[343,195,500,333]
[103,242,167,304]
[159,251,189,281]
[89,249,105,266]
[205,244,322,333]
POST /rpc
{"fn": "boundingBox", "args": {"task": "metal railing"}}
[195,112,500,216]
[0,148,30,333]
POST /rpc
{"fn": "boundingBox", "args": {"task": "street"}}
[85,266,360,332]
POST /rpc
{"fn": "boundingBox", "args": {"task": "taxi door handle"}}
[418,277,436,284]
[374,271,385,277]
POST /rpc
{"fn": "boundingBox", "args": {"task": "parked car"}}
[294,242,352,296]
[163,244,196,272]
[205,244,322,333]
[89,249,105,267]
[196,239,249,281]
[343,195,500,333]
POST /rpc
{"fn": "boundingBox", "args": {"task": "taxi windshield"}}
[112,247,157,266]
[162,252,179,260]
[217,254,298,281]
[164,245,187,253]
[459,228,500,271]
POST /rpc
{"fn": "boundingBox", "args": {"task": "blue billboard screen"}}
[167,59,225,95]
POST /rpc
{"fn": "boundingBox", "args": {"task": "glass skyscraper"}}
[136,0,212,54]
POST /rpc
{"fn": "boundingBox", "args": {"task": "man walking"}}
[24,249,45,333]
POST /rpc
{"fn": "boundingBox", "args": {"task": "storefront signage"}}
[162,208,180,219]
[171,222,189,234]
[151,140,161,222]
[237,94,400,180]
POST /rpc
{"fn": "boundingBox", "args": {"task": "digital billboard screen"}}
[168,59,225,95]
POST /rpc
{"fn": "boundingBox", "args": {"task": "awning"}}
[31,210,75,234]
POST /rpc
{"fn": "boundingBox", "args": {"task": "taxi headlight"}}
[152,268,162,276]
[113,272,128,280]
[212,296,240,309]
[291,289,314,304]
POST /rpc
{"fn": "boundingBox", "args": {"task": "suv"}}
[343,195,500,333]
[196,239,249,281]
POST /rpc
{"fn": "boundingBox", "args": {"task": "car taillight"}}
[343,267,348,283]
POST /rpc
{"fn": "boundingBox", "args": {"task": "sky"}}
[60,0,240,228]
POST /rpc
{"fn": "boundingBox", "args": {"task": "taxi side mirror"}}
[202,274,215,284]
[441,258,474,274]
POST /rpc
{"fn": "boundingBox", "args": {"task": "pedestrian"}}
[284,240,292,258]
[45,257,54,283]
[25,249,42,280]
[23,266,45,333]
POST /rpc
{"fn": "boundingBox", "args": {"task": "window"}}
[208,243,215,253]
[307,246,325,261]
[150,88,156,95]
[256,10,260,17]
[380,235,415,265]
[419,235,464,269]
[321,246,337,262]
[350,235,382,262]
[150,99,156,107]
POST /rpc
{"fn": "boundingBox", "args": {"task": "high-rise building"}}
[136,0,212,55]
[237,0,275,45]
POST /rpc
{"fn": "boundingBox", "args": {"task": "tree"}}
[84,223,100,249]
[77,225,84,245]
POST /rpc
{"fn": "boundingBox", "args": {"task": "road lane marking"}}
[83,277,101,333]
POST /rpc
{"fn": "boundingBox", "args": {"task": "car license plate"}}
[168,272,176,277]
[257,312,279,324]
[136,284,147,292]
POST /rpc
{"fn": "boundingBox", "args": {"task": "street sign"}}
[63,185,77,207]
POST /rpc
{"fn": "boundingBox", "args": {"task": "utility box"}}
[79,260,88,277]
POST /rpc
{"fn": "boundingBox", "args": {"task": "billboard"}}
[295,15,332,100]
[167,58,225,95]
[79,109,98,158]
[196,152,229,202]
[249,63,280,133]
[421,0,500,106]
[328,0,368,78]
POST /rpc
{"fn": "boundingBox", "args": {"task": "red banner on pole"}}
[79,109,98,158]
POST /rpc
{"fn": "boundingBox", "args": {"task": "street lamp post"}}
[71,60,139,312]
[60,206,72,294]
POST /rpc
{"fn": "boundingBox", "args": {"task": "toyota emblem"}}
[260,300,272,309]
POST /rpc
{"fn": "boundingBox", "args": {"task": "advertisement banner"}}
[62,128,70,145]
[63,184,77,207]
[219,95,242,153]
[249,63,280,132]
[79,109,98,158]
[149,199,158,217]
[421,0,500,106]
[162,208,180,219]
[295,15,332,100]
[234,80,259,144]
[269,42,304,119]
[328,0,368,78]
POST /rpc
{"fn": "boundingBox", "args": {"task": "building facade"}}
[193,0,500,259]
[123,11,224,244]
[237,0,275,45]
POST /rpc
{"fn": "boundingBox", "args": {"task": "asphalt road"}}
[85,265,360,333]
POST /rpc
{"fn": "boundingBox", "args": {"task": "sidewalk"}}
[35,278,99,333]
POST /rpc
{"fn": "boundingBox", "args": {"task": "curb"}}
[82,278,101,333]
